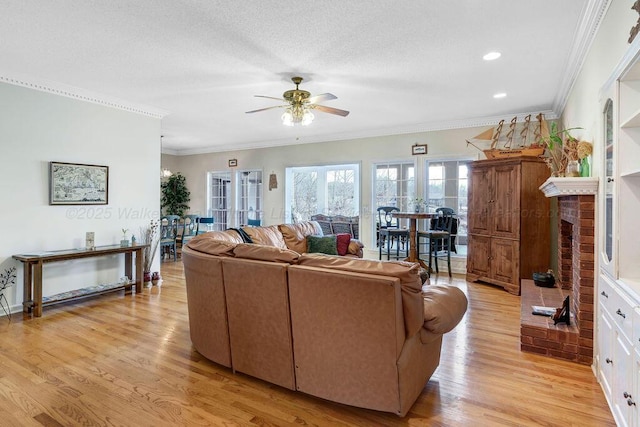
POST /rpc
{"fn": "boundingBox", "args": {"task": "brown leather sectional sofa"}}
[182,221,468,416]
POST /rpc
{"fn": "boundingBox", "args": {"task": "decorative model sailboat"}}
[467,113,548,159]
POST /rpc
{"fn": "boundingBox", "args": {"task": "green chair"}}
[160,215,180,261]
[178,214,199,249]
[196,217,215,235]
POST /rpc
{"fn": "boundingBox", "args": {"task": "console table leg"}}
[33,261,43,317]
[124,252,133,294]
[135,248,143,293]
[22,262,33,313]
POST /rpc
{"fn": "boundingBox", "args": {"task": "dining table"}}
[391,211,437,270]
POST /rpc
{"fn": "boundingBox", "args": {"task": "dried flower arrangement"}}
[0,266,17,319]
[139,220,160,273]
[539,122,591,177]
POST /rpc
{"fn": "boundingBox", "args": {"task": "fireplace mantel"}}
[539,177,599,198]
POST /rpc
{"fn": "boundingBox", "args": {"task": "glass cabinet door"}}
[602,97,616,276]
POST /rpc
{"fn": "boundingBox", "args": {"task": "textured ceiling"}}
[0,1,602,154]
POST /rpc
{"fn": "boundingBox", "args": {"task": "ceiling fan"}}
[246,77,349,126]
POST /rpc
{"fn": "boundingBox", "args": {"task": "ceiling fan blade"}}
[254,95,286,101]
[245,105,288,114]
[312,104,350,117]
[307,93,337,104]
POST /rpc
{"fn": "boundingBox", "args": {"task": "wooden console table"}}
[13,244,148,317]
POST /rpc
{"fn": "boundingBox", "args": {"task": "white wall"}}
[163,126,485,259]
[0,82,161,313]
[562,0,637,173]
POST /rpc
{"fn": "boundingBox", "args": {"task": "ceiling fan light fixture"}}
[250,76,347,126]
[282,108,294,126]
[301,109,314,126]
[281,105,314,126]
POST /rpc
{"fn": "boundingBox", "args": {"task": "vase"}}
[143,270,152,287]
[566,160,580,177]
[152,271,161,286]
[580,156,591,177]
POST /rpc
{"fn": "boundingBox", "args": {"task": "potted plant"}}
[539,122,584,177]
[120,228,129,247]
[161,173,191,216]
[140,220,160,287]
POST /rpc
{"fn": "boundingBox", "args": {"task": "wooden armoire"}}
[466,156,551,295]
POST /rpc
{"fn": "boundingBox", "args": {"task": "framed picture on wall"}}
[412,144,428,155]
[49,161,109,205]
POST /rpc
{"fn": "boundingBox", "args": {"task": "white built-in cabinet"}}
[596,43,640,427]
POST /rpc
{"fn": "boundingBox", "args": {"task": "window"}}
[374,162,415,210]
[236,170,263,225]
[373,162,415,245]
[207,169,263,229]
[285,164,359,222]
[207,171,232,230]
[424,159,471,250]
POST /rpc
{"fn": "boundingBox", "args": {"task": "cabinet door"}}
[467,235,490,277]
[490,238,519,287]
[601,92,617,277]
[613,332,634,427]
[492,164,521,239]
[598,305,614,398]
[468,166,492,235]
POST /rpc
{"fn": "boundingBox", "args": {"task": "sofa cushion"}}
[421,284,468,336]
[297,254,423,337]
[233,243,300,264]
[335,233,351,256]
[279,221,324,254]
[242,225,287,249]
[185,233,239,256]
[307,235,338,255]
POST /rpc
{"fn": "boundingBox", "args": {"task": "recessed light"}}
[493,93,507,99]
[483,51,501,61]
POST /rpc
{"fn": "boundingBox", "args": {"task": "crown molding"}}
[0,72,169,119]
[553,0,611,115]
[539,177,599,198]
[169,109,558,156]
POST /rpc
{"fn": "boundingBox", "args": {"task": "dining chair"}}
[376,206,409,261]
[247,218,261,227]
[177,214,199,249]
[196,217,215,235]
[160,215,180,261]
[417,207,456,277]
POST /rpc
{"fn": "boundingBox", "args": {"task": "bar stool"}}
[377,207,409,260]
[417,208,456,277]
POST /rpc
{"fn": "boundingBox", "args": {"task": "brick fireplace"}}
[521,178,598,364]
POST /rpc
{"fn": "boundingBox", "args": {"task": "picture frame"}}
[49,161,109,205]
[412,144,428,155]
[228,159,238,167]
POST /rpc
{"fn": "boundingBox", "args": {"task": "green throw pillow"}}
[306,235,338,255]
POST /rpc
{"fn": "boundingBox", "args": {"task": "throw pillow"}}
[335,233,351,256]
[306,235,338,255]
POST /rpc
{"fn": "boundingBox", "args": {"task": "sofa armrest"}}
[347,238,364,258]
[421,284,467,340]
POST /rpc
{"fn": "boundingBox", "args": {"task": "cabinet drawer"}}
[599,274,615,316]
[611,285,635,342]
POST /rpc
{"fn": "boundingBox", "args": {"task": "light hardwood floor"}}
[0,261,615,426]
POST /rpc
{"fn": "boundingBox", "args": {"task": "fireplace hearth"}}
[521,178,597,364]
